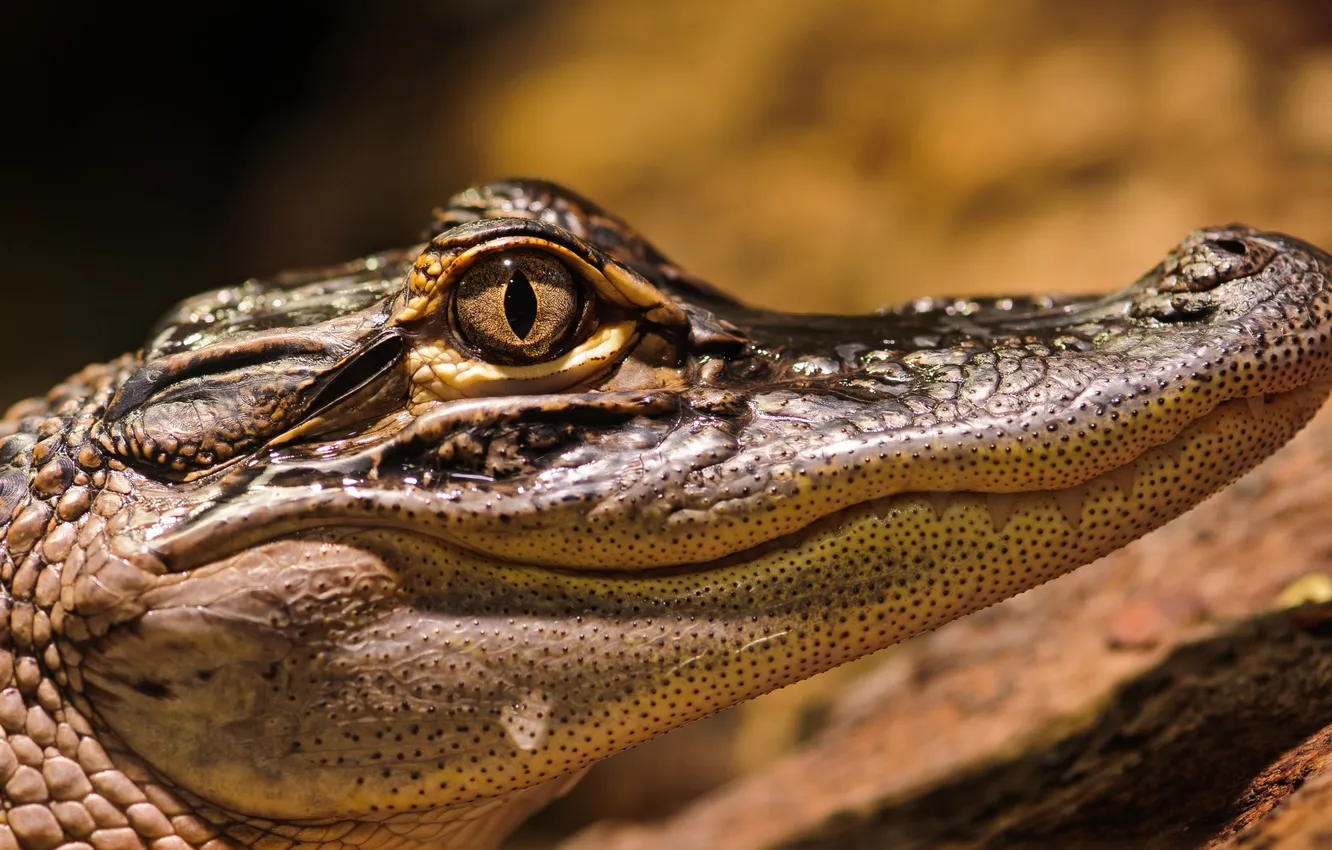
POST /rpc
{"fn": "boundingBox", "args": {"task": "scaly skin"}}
[1,181,1331,850]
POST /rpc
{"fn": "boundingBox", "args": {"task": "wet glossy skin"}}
[1,180,1331,849]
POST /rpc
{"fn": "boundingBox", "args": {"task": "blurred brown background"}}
[5,1,1332,847]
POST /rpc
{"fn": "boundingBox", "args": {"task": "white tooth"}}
[986,493,1017,531]
[1108,462,1138,500]
[1247,395,1267,420]
[1156,438,1183,467]
[1052,484,1086,529]
[927,492,952,520]
[870,497,894,521]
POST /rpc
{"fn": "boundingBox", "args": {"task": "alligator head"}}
[1,180,1330,849]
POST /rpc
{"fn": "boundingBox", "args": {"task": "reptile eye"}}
[399,218,688,406]
[452,251,582,363]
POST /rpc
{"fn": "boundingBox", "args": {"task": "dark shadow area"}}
[0,3,530,401]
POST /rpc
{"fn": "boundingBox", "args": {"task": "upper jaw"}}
[113,227,1332,574]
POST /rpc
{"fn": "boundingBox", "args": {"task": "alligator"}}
[1,180,1330,850]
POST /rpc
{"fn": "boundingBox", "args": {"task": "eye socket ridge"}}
[448,248,598,365]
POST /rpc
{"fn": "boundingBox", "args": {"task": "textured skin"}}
[2,180,1332,849]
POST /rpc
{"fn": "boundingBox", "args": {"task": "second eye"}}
[452,250,585,364]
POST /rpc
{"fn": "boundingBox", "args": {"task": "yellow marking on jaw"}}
[922,383,1329,540]
[406,321,638,410]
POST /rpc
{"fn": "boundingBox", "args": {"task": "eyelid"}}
[399,235,687,331]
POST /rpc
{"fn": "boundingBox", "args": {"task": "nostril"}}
[1214,238,1248,255]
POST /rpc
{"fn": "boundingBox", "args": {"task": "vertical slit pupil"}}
[504,269,539,340]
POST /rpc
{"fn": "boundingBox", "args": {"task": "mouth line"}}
[535,380,1330,580]
[151,378,1331,580]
